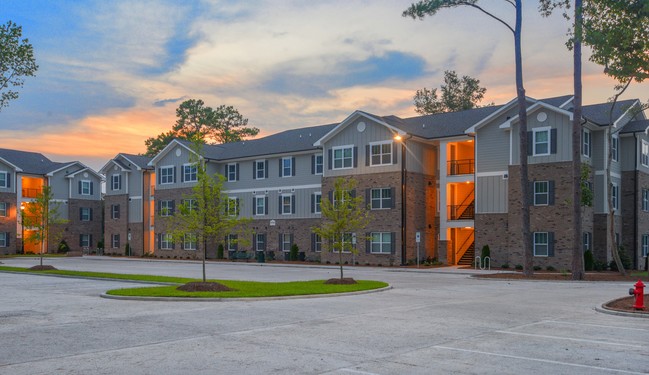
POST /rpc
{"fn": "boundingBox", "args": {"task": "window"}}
[312,192,322,214]
[80,207,91,221]
[583,232,592,252]
[371,232,393,254]
[159,166,174,184]
[80,180,91,195]
[227,197,239,216]
[582,129,591,158]
[611,135,618,162]
[181,199,197,214]
[183,164,197,182]
[534,181,549,206]
[280,194,293,215]
[226,163,238,182]
[111,234,120,249]
[643,189,649,212]
[312,233,322,252]
[0,172,7,188]
[533,232,549,257]
[160,200,174,217]
[611,183,619,211]
[533,128,550,156]
[642,141,649,167]
[371,188,392,209]
[254,196,266,216]
[281,157,294,177]
[313,154,323,175]
[255,233,266,251]
[183,233,197,250]
[227,234,237,251]
[0,202,6,217]
[340,232,354,253]
[111,174,121,190]
[370,141,393,166]
[642,235,648,257]
[254,160,266,180]
[0,232,7,247]
[80,234,91,248]
[160,233,173,250]
[332,189,352,209]
[281,233,292,252]
[333,146,353,169]
[111,204,120,219]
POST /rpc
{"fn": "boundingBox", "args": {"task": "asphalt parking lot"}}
[0,257,647,375]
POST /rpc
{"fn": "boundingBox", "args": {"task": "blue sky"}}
[1,0,646,170]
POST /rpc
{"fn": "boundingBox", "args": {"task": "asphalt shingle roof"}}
[620,119,649,134]
[582,99,638,125]
[0,148,61,174]
[120,153,153,169]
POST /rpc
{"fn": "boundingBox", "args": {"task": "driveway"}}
[0,257,646,374]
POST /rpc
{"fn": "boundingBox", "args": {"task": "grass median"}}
[0,266,388,298]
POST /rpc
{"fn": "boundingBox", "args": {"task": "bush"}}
[533,265,542,271]
[481,245,490,261]
[57,240,70,253]
[217,244,224,259]
[125,243,131,256]
[609,246,632,271]
[290,244,299,261]
[501,263,510,269]
[515,264,523,270]
[97,239,104,250]
[546,265,556,272]
[584,250,594,271]
[593,260,607,271]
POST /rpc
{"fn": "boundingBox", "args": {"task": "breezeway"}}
[0,257,646,374]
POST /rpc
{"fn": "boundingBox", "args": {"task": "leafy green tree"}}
[168,139,250,282]
[0,21,38,111]
[404,0,535,276]
[312,178,369,280]
[22,186,68,268]
[143,99,259,156]
[414,70,490,115]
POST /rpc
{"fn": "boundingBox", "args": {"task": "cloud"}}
[153,96,187,107]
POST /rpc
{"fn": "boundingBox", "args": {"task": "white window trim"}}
[255,233,265,251]
[255,160,266,180]
[314,192,322,214]
[159,165,174,185]
[314,154,323,175]
[533,181,549,206]
[183,163,198,183]
[111,174,120,190]
[642,140,649,167]
[111,234,120,249]
[281,233,291,252]
[332,145,354,170]
[0,202,7,217]
[281,194,293,215]
[533,232,549,257]
[643,189,649,212]
[80,234,91,248]
[81,207,91,221]
[612,183,619,211]
[371,187,391,210]
[582,128,592,158]
[642,234,649,257]
[533,127,551,157]
[227,234,237,251]
[80,180,92,195]
[226,163,237,182]
[255,196,266,216]
[0,232,6,247]
[313,233,322,252]
[611,135,618,162]
[228,196,239,217]
[281,157,292,178]
[370,232,392,254]
[160,200,173,217]
[183,234,197,250]
[0,171,7,188]
[160,233,173,250]
[369,141,393,166]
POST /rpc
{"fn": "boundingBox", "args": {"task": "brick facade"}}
[621,170,649,269]
[57,199,103,253]
[0,192,17,254]
[104,194,129,255]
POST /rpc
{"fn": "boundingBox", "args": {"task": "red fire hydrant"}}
[628,280,645,310]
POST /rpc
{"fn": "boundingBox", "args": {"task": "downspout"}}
[633,133,638,269]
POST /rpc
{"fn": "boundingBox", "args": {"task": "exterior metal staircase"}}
[457,242,475,266]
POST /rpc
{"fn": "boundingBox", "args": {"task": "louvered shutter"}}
[365,145,370,166]
[390,232,396,254]
[548,232,555,257]
[527,132,533,155]
[353,146,358,168]
[366,232,371,254]
[548,181,555,205]
[291,157,296,176]
[550,129,557,154]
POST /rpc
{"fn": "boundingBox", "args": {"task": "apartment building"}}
[104,94,649,270]
[0,148,103,254]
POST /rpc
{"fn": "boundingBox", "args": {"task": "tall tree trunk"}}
[514,0,533,277]
[571,0,585,280]
[339,248,343,279]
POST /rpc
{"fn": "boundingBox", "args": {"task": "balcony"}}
[22,188,42,198]
[448,202,475,220]
[447,159,475,176]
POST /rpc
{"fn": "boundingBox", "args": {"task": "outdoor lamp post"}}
[394,134,408,266]
[20,203,25,254]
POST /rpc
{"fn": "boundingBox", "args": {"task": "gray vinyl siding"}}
[594,174,622,215]
[325,118,401,176]
[127,171,144,196]
[475,121,509,172]
[129,198,143,222]
[224,187,322,220]
[591,129,606,170]
[0,160,14,193]
[511,109,572,165]
[221,153,320,191]
[476,175,508,213]
[405,141,431,174]
[69,172,101,200]
[620,135,636,171]
[49,169,71,200]
[154,145,196,190]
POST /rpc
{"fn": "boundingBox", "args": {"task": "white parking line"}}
[494,330,645,348]
[434,346,647,375]
[339,369,381,375]
[545,320,649,332]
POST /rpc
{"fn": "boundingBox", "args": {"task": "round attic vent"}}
[83,172,88,178]
[357,121,366,132]
[537,112,548,122]
[176,148,182,157]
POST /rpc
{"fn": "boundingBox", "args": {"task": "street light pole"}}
[395,134,408,266]
[20,203,24,254]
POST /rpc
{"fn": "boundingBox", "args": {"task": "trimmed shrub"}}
[533,265,542,271]
[546,265,556,272]
[609,246,632,271]
[501,263,510,269]
[480,245,490,261]
[57,240,70,253]
[514,264,523,270]
[290,244,299,261]
[584,250,594,271]
[217,244,224,259]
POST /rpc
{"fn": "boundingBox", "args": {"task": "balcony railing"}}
[447,159,475,175]
[448,204,475,220]
[22,188,42,198]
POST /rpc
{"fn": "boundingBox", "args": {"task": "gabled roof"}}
[498,101,574,129]
[582,99,639,126]
[620,119,649,134]
[65,166,104,180]
[120,153,153,170]
[0,148,58,174]
[147,139,198,166]
[313,111,404,147]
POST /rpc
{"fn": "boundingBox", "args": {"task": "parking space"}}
[0,257,646,374]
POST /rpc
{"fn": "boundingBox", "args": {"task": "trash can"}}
[257,251,265,263]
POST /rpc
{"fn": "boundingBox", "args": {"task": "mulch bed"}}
[324,278,357,285]
[476,272,647,282]
[604,295,648,315]
[29,265,57,271]
[176,282,234,292]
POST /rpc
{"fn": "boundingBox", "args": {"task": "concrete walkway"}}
[0,257,646,375]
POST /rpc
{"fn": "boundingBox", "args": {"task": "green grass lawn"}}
[631,271,648,278]
[0,254,67,258]
[0,266,388,298]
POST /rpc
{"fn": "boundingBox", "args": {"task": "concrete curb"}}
[595,297,649,319]
[99,285,393,302]
[0,270,178,286]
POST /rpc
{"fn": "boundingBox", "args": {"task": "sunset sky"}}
[3,0,647,171]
